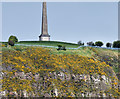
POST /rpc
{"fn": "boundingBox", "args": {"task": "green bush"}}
[62,46,66,51]
[95,41,103,47]
[106,42,112,48]
[113,40,120,48]
[87,41,95,46]
[57,45,62,48]
[57,45,62,50]
[78,40,84,45]
[57,45,66,51]
[8,35,18,43]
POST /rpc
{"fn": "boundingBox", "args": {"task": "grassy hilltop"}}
[1,41,119,74]
[0,41,120,97]
[17,41,80,48]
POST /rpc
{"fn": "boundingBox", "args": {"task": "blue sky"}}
[2,2,118,46]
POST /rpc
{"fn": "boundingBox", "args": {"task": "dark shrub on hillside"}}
[113,40,120,48]
[95,41,103,47]
[78,40,84,45]
[57,45,62,50]
[57,45,66,51]
[8,40,14,46]
[57,45,62,48]
[106,42,112,48]
[62,46,66,51]
[87,41,95,46]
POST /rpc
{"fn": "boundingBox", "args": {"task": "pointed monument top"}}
[39,2,50,41]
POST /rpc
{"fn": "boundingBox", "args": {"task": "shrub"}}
[95,41,103,47]
[57,45,62,48]
[57,45,62,50]
[113,40,120,48]
[57,45,66,51]
[78,40,84,45]
[87,41,95,46]
[62,46,66,51]
[106,42,112,48]
[8,40,14,46]
[8,35,18,43]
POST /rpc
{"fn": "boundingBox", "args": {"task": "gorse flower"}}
[1,47,119,97]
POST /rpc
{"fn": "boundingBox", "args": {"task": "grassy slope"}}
[16,41,80,48]
[51,47,119,74]
[1,42,119,74]
[50,47,95,57]
[1,42,118,57]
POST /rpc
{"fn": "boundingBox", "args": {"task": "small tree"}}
[78,40,84,45]
[95,41,103,47]
[87,41,95,46]
[106,42,112,48]
[113,40,120,48]
[8,35,18,43]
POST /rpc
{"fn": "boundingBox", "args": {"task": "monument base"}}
[39,35,50,41]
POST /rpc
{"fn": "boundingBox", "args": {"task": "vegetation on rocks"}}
[1,46,119,97]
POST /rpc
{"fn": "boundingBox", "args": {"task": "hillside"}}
[0,42,120,97]
[1,42,119,73]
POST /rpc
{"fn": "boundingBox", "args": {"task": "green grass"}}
[1,45,95,57]
[50,47,95,57]
[1,42,120,74]
[16,41,79,48]
[50,46,119,74]
[1,42,118,57]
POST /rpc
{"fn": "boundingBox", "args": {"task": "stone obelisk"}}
[39,2,50,41]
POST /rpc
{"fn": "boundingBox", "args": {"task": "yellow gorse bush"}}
[1,47,119,97]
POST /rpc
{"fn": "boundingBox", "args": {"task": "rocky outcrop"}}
[0,70,118,97]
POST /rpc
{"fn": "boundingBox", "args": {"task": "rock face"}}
[0,70,118,97]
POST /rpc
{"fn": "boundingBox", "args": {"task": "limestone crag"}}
[0,70,118,97]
